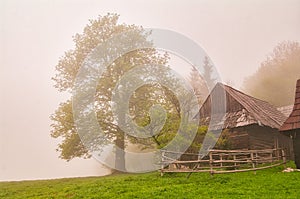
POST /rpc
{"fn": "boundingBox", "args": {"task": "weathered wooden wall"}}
[293,130,300,168]
[227,128,249,149]
[277,132,294,160]
[224,125,294,160]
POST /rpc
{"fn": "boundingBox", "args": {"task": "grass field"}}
[1,163,300,198]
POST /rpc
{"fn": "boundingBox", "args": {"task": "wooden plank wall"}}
[225,125,293,160]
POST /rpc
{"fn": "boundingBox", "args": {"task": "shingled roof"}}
[197,83,287,130]
[280,79,300,132]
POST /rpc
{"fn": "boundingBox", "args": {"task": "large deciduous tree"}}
[50,13,172,171]
[243,41,300,107]
[51,13,210,173]
[51,13,203,172]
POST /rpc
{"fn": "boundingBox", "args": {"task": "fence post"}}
[251,152,256,174]
[233,154,237,169]
[209,151,213,176]
[270,150,273,164]
[282,149,287,169]
[220,154,223,168]
[161,151,165,176]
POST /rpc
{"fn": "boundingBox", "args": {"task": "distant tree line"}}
[243,41,300,107]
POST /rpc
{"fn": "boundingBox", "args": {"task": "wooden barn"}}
[197,83,293,158]
[280,79,300,168]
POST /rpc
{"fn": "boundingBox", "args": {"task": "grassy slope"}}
[1,163,300,199]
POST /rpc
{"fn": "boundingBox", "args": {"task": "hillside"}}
[1,163,300,198]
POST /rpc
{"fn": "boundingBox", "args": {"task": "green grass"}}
[1,162,300,198]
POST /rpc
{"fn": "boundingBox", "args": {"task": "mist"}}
[1,0,300,181]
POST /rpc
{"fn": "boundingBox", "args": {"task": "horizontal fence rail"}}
[160,148,287,176]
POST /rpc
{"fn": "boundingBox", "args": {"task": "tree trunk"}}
[115,132,126,172]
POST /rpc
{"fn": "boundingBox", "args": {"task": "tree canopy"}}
[50,13,202,172]
[51,14,168,165]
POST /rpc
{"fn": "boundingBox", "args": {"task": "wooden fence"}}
[160,148,287,176]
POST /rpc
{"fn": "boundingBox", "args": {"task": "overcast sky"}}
[1,0,300,181]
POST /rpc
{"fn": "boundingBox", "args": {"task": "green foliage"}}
[51,13,189,166]
[51,13,168,157]
[52,13,145,161]
[1,163,299,198]
[214,129,232,150]
[184,125,207,154]
[50,100,89,161]
[243,41,300,107]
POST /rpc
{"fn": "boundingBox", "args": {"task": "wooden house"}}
[196,83,293,157]
[280,79,300,168]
